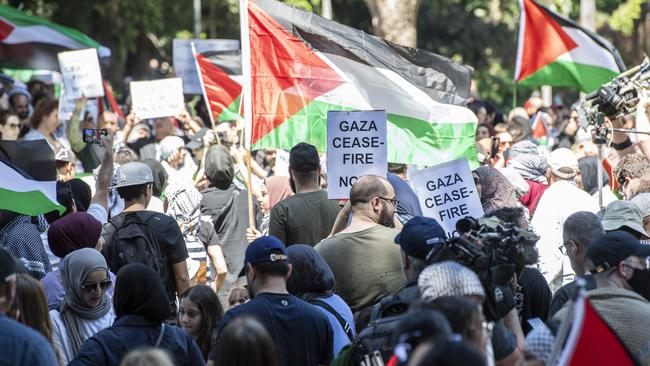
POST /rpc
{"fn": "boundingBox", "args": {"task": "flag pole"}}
[240,0,255,230]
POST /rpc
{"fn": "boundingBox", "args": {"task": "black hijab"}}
[142,159,168,197]
[286,244,335,301]
[113,263,170,322]
[578,156,609,195]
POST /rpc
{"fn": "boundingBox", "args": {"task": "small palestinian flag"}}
[0,4,110,71]
[245,0,477,166]
[0,140,64,216]
[556,294,637,365]
[195,50,243,123]
[514,0,625,93]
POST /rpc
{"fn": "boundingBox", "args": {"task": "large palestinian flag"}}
[245,0,477,165]
[514,0,625,93]
[195,50,243,123]
[0,140,64,216]
[0,4,110,71]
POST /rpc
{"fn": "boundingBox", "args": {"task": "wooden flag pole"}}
[240,0,255,230]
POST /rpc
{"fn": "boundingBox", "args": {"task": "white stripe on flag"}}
[0,161,58,204]
[1,22,86,49]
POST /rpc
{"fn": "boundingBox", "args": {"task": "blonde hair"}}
[119,349,174,366]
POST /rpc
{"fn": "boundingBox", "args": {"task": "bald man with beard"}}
[315,175,407,319]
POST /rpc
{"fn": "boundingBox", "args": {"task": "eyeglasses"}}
[80,279,112,293]
[377,196,399,207]
[559,240,575,256]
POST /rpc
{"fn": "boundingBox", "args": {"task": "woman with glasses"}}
[49,248,115,364]
[0,110,20,140]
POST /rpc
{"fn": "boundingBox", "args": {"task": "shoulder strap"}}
[155,323,166,348]
[309,298,354,342]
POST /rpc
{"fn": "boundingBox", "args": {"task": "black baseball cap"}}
[238,236,289,277]
[395,216,446,260]
[587,230,650,274]
[185,128,209,150]
[289,142,319,172]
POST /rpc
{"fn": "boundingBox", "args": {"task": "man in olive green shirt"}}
[315,175,406,313]
[269,143,340,246]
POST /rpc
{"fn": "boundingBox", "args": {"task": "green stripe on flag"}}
[0,187,65,216]
[217,96,242,122]
[518,60,618,93]
[252,99,477,167]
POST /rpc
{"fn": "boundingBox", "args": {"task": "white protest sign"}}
[173,39,240,94]
[58,89,76,121]
[130,78,184,119]
[411,158,484,237]
[58,48,104,99]
[326,110,387,199]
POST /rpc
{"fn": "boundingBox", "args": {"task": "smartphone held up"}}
[83,128,108,144]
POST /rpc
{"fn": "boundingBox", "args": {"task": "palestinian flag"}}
[0,140,64,216]
[0,4,110,71]
[245,0,476,165]
[556,294,637,366]
[195,50,243,123]
[514,0,625,93]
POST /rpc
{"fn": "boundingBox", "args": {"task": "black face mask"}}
[628,268,650,301]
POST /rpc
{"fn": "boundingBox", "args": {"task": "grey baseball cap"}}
[111,162,154,188]
[601,200,648,238]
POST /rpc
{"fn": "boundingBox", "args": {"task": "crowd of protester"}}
[1,77,650,366]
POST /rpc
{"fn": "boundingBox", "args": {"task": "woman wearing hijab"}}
[258,176,293,235]
[49,248,115,364]
[42,212,115,311]
[578,156,616,206]
[286,245,355,357]
[69,263,204,366]
[473,166,521,215]
[142,158,168,213]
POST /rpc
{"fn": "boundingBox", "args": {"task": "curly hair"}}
[614,153,650,186]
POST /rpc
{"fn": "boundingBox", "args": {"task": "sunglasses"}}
[80,279,112,293]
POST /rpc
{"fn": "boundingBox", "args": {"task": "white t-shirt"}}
[87,202,108,225]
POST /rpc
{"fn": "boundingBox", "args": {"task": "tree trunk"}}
[363,0,423,48]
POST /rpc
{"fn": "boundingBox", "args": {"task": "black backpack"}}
[107,213,167,280]
[331,297,412,366]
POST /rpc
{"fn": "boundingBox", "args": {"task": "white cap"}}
[548,148,578,179]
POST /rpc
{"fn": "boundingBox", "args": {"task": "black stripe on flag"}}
[201,50,242,75]
[0,139,57,182]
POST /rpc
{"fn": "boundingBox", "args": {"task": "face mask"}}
[628,268,650,301]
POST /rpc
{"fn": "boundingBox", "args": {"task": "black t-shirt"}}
[515,267,552,334]
[102,210,189,315]
[127,136,156,159]
[213,292,333,366]
[548,275,597,320]
[269,190,340,246]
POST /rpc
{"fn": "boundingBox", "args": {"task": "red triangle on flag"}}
[0,18,14,41]
[562,298,637,366]
[248,0,345,145]
[515,0,578,82]
[196,53,242,122]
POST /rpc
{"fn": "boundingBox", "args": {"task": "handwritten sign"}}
[58,48,104,99]
[173,39,240,94]
[411,158,483,237]
[130,78,184,119]
[58,89,75,121]
[326,110,387,199]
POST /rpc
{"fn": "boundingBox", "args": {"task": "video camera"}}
[425,216,539,320]
[576,57,650,144]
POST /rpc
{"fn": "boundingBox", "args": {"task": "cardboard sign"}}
[173,39,240,94]
[58,48,105,99]
[326,110,387,199]
[411,158,484,237]
[130,78,184,119]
